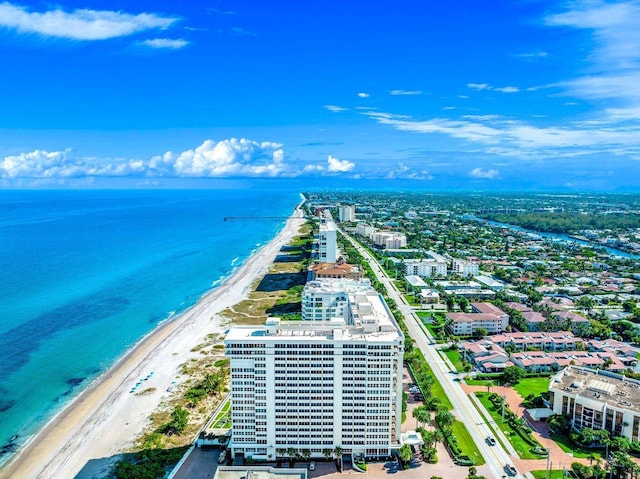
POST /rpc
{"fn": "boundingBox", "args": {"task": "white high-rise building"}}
[452,259,479,277]
[225,283,404,461]
[317,212,337,263]
[355,223,375,239]
[301,278,372,322]
[338,205,356,222]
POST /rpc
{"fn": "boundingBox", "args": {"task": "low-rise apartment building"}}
[452,259,479,277]
[549,367,640,442]
[446,302,509,336]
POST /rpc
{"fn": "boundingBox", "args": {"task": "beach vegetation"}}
[161,406,189,436]
[113,446,189,479]
[136,387,156,396]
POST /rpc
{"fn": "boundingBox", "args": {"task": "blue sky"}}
[0,0,639,190]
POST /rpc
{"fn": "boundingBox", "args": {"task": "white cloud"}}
[389,90,422,96]
[545,0,640,120]
[0,2,178,40]
[469,167,499,179]
[0,149,146,178]
[324,105,348,112]
[0,139,366,181]
[357,92,370,98]
[468,83,520,93]
[467,83,490,91]
[150,138,286,177]
[141,38,188,49]
[514,51,548,60]
[327,155,355,172]
[494,86,520,93]
[362,110,640,160]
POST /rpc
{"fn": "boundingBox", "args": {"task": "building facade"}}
[549,367,640,442]
[371,232,407,249]
[404,258,447,278]
[317,214,337,263]
[452,259,479,277]
[225,284,404,461]
[338,205,356,222]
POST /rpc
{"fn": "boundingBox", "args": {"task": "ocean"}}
[0,185,299,464]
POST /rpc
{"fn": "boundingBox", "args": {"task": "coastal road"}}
[341,232,521,479]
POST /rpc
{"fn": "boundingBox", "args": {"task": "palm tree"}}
[412,405,431,428]
[435,409,456,431]
[421,430,437,450]
[333,446,343,472]
[322,448,332,461]
[399,444,412,463]
[301,449,311,461]
[333,445,343,460]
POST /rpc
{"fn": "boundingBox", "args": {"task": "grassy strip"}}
[443,349,465,372]
[531,471,565,479]
[467,393,510,453]
[465,379,495,387]
[450,420,485,466]
[418,357,453,410]
[513,377,550,399]
[475,393,542,460]
[550,432,602,459]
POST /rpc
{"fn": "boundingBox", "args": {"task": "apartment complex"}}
[371,231,407,249]
[225,282,404,461]
[403,258,447,278]
[446,302,509,336]
[452,259,479,277]
[549,367,640,442]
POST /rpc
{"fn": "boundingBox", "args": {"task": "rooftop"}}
[214,466,307,479]
[550,367,640,413]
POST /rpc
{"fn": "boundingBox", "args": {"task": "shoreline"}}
[0,203,305,479]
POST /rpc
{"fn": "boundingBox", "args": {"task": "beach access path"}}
[0,208,305,479]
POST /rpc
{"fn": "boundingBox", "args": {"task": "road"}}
[343,233,522,479]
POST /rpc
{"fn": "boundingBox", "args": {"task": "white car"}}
[309,461,315,471]
[218,449,227,464]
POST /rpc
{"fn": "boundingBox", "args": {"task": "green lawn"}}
[513,377,550,399]
[465,379,495,387]
[419,361,453,410]
[550,432,602,459]
[531,470,566,479]
[443,349,465,372]
[451,419,485,466]
[475,392,543,459]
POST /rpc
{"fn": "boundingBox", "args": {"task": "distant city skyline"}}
[0,0,639,190]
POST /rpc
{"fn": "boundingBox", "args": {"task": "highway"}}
[342,232,522,479]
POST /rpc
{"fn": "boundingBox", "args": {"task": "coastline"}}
[0,204,305,479]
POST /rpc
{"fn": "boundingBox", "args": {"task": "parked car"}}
[504,464,517,476]
[218,449,227,464]
[309,461,315,471]
[486,436,496,446]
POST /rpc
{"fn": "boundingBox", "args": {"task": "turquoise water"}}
[0,186,299,463]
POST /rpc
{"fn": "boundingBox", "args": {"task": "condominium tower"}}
[224,280,404,461]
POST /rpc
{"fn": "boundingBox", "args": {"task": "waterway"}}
[461,215,640,259]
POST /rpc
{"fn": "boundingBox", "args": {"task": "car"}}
[218,449,227,464]
[504,464,517,476]
[486,436,496,446]
[309,461,315,471]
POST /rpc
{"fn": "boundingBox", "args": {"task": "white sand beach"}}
[0,208,305,479]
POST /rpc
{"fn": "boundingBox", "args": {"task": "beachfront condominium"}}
[338,204,356,222]
[317,211,337,263]
[549,366,640,442]
[224,280,404,461]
